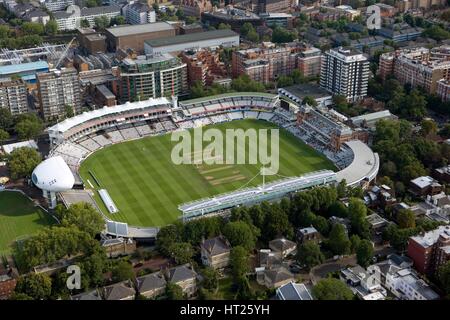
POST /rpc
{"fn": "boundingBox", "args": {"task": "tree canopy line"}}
[154,182,377,299]
[0,21,57,50]
[373,118,450,192]
[10,203,138,300]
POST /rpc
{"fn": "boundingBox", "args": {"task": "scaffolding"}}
[0,43,74,66]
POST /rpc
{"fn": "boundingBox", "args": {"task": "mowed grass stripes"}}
[79,119,336,227]
[0,191,55,255]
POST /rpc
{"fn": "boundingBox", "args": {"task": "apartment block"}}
[407,225,450,275]
[117,54,188,103]
[297,47,322,78]
[232,44,295,84]
[54,5,122,31]
[180,49,229,86]
[0,78,28,115]
[178,0,214,17]
[319,47,370,102]
[378,46,450,94]
[37,68,82,121]
[437,79,450,102]
[122,1,156,25]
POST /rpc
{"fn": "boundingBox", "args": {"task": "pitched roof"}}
[269,238,296,252]
[136,272,166,293]
[277,282,313,300]
[103,280,136,300]
[264,267,293,284]
[201,236,230,256]
[167,264,197,283]
[71,289,102,300]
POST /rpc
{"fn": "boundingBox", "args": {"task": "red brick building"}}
[180,49,229,87]
[407,226,450,275]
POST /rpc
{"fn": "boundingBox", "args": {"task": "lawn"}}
[0,191,55,255]
[79,119,335,227]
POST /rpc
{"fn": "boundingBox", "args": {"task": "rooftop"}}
[0,61,49,76]
[144,29,239,48]
[106,22,175,38]
[277,282,313,300]
[410,225,450,248]
[278,83,332,100]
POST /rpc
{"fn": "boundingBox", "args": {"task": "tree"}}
[272,26,296,43]
[217,23,231,30]
[397,209,416,229]
[420,119,437,137]
[112,260,134,282]
[230,246,250,281]
[327,224,351,255]
[262,204,293,241]
[246,29,259,43]
[350,234,361,253]
[312,216,329,236]
[169,242,194,264]
[0,128,9,143]
[7,147,42,179]
[45,20,58,36]
[296,242,325,269]
[438,261,450,295]
[356,239,374,268]
[348,198,370,238]
[0,108,13,130]
[277,75,294,88]
[80,245,108,288]
[312,278,354,300]
[302,96,317,107]
[21,22,44,35]
[14,113,43,140]
[202,267,219,291]
[223,221,257,251]
[156,224,182,256]
[111,15,125,26]
[80,19,90,28]
[15,273,52,300]
[422,25,450,41]
[166,282,184,300]
[94,16,110,30]
[60,202,105,237]
[16,226,94,269]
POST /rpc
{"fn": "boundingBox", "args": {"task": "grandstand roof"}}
[336,140,379,187]
[48,97,171,134]
[180,92,277,105]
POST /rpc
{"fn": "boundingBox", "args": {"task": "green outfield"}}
[0,191,55,255]
[79,119,336,227]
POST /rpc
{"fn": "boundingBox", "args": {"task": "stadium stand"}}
[43,92,379,232]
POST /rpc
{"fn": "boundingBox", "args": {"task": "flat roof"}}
[2,140,38,154]
[144,29,239,48]
[0,61,49,75]
[48,97,171,134]
[278,84,332,99]
[106,22,175,38]
[336,140,379,187]
[180,92,276,105]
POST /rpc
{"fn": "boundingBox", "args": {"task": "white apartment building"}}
[122,1,156,25]
[42,0,74,12]
[320,47,370,102]
[385,267,439,300]
[54,5,122,31]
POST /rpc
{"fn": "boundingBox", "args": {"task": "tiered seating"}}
[120,127,140,140]
[107,130,124,143]
[209,114,228,124]
[178,120,195,130]
[244,111,259,119]
[228,111,243,120]
[258,112,274,121]
[150,122,164,133]
[92,135,112,147]
[78,138,101,152]
[134,123,153,136]
[161,119,177,131]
